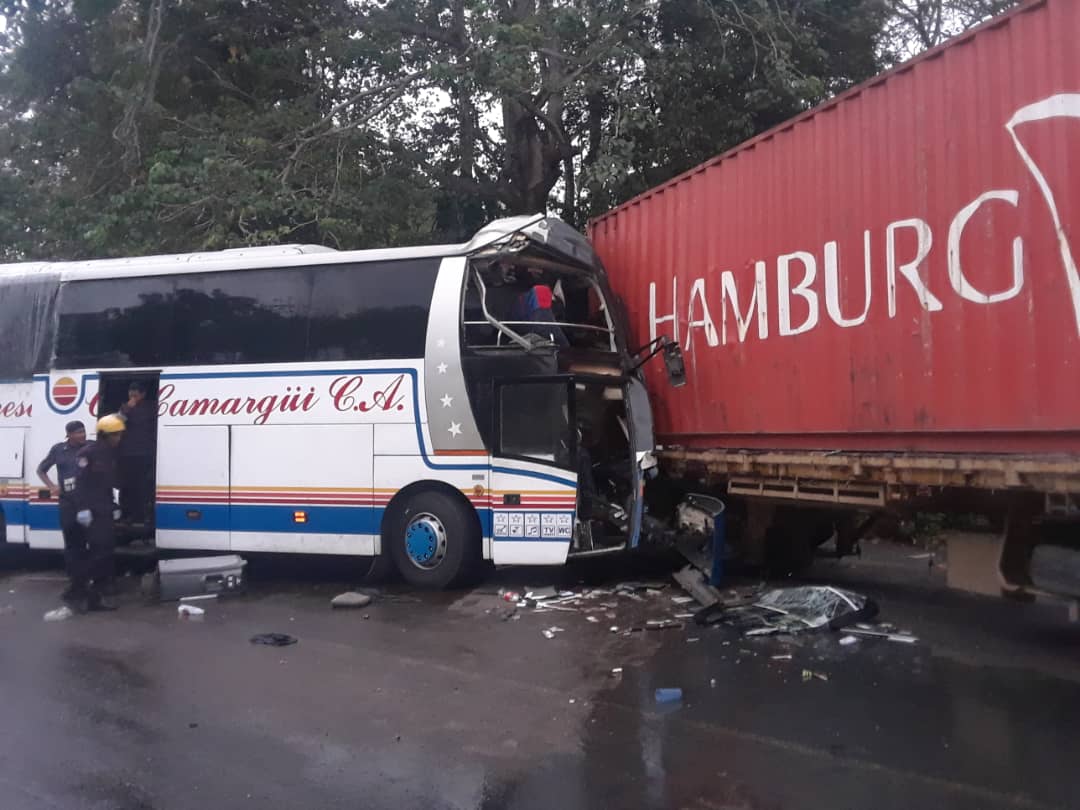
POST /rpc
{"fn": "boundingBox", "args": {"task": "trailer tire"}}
[384,490,481,589]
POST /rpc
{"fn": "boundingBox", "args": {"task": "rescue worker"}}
[36,421,90,606]
[68,414,126,612]
[118,381,154,527]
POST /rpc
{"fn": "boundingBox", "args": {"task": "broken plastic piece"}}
[645,619,682,630]
[846,627,918,643]
[250,633,297,647]
[655,688,683,704]
[178,604,205,620]
[542,629,556,640]
[43,606,74,622]
[839,635,858,646]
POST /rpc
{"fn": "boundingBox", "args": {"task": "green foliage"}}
[0,0,937,259]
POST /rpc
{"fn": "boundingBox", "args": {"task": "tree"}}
[0,0,439,259]
[881,0,1019,59]
[0,0,892,257]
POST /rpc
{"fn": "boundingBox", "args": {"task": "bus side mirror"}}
[663,340,686,388]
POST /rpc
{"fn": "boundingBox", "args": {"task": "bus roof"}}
[0,214,601,282]
[0,241,469,282]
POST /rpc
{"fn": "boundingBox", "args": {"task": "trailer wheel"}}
[385,490,480,589]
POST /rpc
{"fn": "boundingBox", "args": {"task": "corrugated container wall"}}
[589,0,1080,455]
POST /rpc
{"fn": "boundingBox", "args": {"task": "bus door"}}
[97,371,160,542]
[489,377,578,565]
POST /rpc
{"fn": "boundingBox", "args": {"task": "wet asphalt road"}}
[1,543,1079,810]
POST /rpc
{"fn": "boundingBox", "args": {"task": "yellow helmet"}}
[96,414,126,434]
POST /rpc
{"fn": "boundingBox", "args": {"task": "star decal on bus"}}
[448,422,462,437]
[440,395,453,408]
[436,363,448,374]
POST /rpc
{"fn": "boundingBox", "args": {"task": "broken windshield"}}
[464,259,615,352]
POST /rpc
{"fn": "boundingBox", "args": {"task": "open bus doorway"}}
[97,372,160,543]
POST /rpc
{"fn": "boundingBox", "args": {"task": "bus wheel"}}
[387,491,480,589]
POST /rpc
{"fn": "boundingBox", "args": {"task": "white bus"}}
[0,216,677,587]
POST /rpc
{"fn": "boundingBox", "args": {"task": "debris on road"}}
[610,667,623,677]
[839,635,858,646]
[331,591,373,609]
[645,619,683,631]
[672,565,721,607]
[846,626,918,644]
[159,555,246,601]
[802,670,829,682]
[178,604,205,620]
[250,633,297,647]
[43,606,74,622]
[700,585,878,637]
[771,654,793,661]
[655,688,683,704]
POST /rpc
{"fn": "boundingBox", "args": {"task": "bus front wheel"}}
[385,490,481,589]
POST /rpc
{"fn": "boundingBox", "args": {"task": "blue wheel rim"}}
[404,513,447,570]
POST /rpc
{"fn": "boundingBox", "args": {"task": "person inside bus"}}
[510,283,569,347]
[118,381,155,528]
[64,415,126,613]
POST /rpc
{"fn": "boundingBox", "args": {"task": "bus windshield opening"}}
[464,260,615,352]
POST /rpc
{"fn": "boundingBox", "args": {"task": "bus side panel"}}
[156,425,231,551]
[0,427,27,543]
[489,461,576,566]
[230,423,376,555]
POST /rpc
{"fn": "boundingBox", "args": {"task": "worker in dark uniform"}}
[69,414,126,612]
[118,381,155,528]
[36,421,89,606]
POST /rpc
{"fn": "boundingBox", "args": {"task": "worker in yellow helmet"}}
[62,414,126,613]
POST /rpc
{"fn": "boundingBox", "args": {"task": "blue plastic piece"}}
[654,688,683,704]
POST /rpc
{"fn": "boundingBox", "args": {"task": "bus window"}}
[54,275,177,369]
[307,261,438,361]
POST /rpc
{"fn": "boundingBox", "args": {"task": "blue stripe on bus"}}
[152,504,576,544]
[157,504,381,535]
[14,501,562,544]
[0,498,27,526]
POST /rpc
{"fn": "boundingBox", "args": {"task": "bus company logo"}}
[44,375,84,414]
[52,377,79,407]
[156,373,410,425]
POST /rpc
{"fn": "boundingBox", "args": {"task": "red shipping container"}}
[590,0,1080,456]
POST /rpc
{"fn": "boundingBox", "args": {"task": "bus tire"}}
[385,490,480,589]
